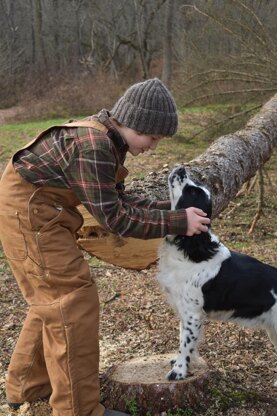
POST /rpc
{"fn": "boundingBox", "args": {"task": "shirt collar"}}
[96,109,128,152]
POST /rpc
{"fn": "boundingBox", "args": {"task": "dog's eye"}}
[170,174,176,183]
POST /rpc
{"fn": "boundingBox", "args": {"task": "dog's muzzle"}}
[169,166,187,185]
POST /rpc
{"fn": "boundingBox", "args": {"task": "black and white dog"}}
[158,166,277,385]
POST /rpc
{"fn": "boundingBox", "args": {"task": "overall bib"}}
[0,121,127,416]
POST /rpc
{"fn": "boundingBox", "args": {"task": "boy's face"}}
[119,125,163,156]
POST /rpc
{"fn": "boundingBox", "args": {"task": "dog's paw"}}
[166,368,193,381]
[166,360,191,381]
[166,369,186,381]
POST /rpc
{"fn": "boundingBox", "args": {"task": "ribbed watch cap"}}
[110,78,178,136]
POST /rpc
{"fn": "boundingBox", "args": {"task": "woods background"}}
[1,0,277,132]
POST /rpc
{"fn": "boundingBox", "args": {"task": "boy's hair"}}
[110,78,178,137]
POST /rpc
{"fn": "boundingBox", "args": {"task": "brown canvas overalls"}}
[0,121,127,416]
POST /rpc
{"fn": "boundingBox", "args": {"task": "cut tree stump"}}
[77,205,162,269]
[101,354,211,415]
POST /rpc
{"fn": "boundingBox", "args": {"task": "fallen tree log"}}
[78,93,277,268]
[127,92,277,217]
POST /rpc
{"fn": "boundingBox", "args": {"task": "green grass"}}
[126,398,194,416]
[0,112,208,164]
[0,117,85,162]
[0,118,73,133]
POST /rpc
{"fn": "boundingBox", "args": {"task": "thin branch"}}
[184,89,277,108]
[187,105,261,141]
[248,168,264,234]
[184,77,272,95]
[182,5,259,60]
[180,69,273,84]
[231,0,277,54]
[183,4,275,68]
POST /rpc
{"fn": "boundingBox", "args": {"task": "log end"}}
[102,354,212,415]
[77,204,161,269]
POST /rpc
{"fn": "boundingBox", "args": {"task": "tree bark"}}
[127,92,277,218]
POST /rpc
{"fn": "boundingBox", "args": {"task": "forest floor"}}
[0,109,276,416]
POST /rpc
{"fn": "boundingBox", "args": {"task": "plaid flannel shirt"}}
[13,110,187,239]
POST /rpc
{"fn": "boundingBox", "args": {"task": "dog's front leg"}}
[167,313,202,381]
[266,327,277,387]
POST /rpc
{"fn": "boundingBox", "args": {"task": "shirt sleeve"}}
[62,139,187,239]
[120,193,171,210]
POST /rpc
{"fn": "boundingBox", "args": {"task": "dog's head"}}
[169,166,212,218]
[167,166,219,262]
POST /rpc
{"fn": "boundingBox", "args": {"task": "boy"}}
[0,78,210,416]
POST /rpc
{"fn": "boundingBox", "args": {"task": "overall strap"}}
[13,120,109,155]
[63,120,128,181]
[12,119,129,182]
[62,120,108,133]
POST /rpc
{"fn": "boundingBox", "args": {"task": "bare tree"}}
[178,0,277,107]
[133,0,167,79]
[0,0,25,105]
[162,0,174,86]
[30,0,47,73]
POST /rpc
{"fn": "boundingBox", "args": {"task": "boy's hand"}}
[185,207,210,236]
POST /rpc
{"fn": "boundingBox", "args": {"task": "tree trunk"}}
[52,0,61,71]
[101,354,211,415]
[31,0,46,72]
[186,94,277,217]
[162,0,174,87]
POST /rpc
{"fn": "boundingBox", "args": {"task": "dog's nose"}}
[174,166,187,177]
[169,166,187,185]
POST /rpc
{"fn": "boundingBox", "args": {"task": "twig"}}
[179,69,271,84]
[248,169,264,234]
[184,89,276,108]
[187,104,261,140]
[103,292,121,304]
[247,174,258,195]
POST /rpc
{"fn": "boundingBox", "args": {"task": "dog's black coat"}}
[202,251,277,319]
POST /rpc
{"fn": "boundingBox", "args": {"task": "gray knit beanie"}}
[110,78,178,136]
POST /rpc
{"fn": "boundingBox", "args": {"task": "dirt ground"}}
[0,111,276,415]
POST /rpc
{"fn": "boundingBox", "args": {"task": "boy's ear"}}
[110,117,123,128]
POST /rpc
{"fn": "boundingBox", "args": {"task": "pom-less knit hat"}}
[110,78,178,136]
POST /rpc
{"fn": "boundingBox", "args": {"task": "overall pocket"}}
[0,211,27,261]
[27,196,85,285]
